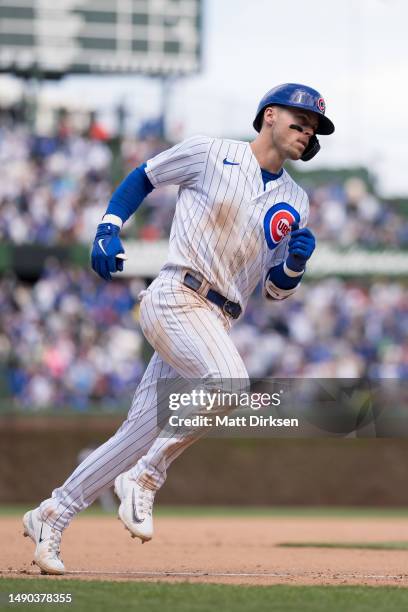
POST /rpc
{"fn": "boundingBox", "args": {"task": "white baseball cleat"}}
[22,508,65,575]
[114,471,155,543]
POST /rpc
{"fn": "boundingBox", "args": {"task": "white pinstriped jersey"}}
[145,136,309,313]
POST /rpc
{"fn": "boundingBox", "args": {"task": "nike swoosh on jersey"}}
[98,238,108,255]
[132,489,144,524]
[223,157,240,166]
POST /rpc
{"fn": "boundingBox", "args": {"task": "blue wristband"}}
[267,262,303,289]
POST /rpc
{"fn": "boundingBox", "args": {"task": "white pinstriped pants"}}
[40,270,249,531]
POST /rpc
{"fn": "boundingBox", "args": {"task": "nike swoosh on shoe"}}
[132,489,144,524]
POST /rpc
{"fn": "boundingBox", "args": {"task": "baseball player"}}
[23,83,334,574]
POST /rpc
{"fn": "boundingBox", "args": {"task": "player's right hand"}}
[91,222,126,281]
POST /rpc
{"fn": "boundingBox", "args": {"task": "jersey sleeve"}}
[145,135,211,188]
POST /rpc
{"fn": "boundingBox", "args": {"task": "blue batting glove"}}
[286,223,316,272]
[91,222,125,281]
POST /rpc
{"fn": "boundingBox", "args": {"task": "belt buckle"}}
[183,273,202,292]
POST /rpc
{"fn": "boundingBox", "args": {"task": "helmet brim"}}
[253,104,335,135]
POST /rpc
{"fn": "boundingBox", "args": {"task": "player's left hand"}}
[91,222,127,281]
[286,223,316,272]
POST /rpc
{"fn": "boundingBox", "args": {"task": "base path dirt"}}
[3,515,408,586]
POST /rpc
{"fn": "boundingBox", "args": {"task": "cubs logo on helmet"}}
[263,203,300,250]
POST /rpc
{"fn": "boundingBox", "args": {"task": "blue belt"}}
[183,273,242,320]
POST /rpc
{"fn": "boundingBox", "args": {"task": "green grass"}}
[279,541,408,551]
[1,580,408,612]
[3,504,408,519]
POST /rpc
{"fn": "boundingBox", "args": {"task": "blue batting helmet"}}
[253,83,335,135]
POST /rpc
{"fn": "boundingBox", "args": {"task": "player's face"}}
[270,107,318,160]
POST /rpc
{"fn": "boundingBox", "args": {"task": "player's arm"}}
[91,163,155,281]
[264,223,316,300]
[91,136,209,281]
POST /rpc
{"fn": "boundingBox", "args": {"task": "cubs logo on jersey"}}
[263,203,300,250]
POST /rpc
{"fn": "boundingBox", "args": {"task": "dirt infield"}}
[3,515,408,587]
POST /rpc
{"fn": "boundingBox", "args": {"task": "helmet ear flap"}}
[253,111,263,133]
[301,135,320,161]
[253,105,273,133]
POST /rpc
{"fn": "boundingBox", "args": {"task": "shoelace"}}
[48,528,62,556]
[136,488,154,518]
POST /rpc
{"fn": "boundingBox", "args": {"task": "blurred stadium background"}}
[0,0,407,507]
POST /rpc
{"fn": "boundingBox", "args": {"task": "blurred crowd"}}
[0,105,408,248]
[308,179,408,249]
[232,279,408,379]
[0,108,112,245]
[0,104,173,245]
[1,264,406,411]
[0,262,146,410]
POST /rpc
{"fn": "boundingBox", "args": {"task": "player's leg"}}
[38,351,179,531]
[24,351,179,573]
[125,276,249,493]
